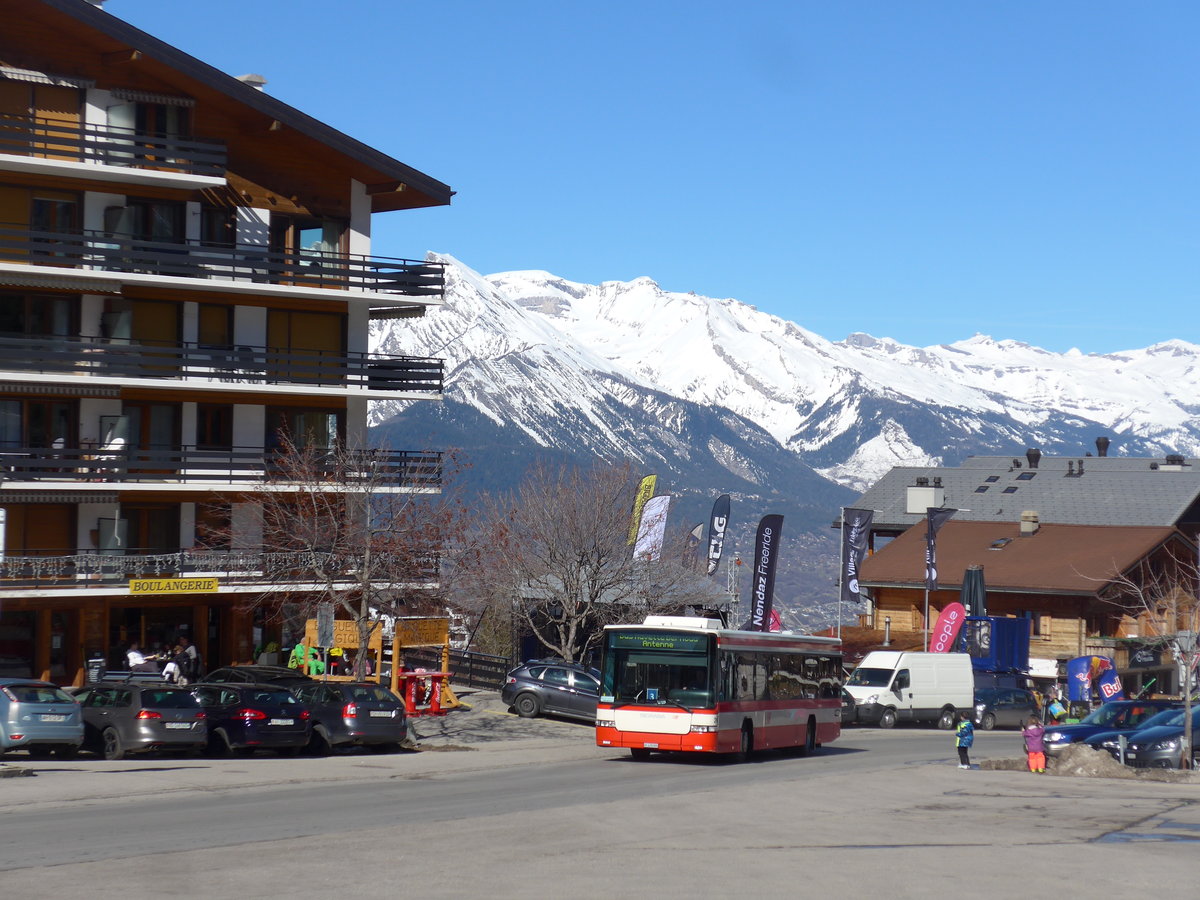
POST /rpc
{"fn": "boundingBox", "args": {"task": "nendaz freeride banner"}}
[626,475,657,545]
[749,514,784,631]
[706,494,731,577]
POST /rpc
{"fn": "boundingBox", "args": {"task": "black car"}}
[191,683,312,756]
[973,687,1039,730]
[500,661,600,722]
[290,681,407,754]
[840,688,859,725]
[202,665,314,686]
[71,682,208,760]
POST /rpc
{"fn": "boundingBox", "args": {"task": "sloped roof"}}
[853,455,1200,531]
[859,520,1189,596]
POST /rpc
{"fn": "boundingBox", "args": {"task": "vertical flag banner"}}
[706,494,731,577]
[749,514,784,631]
[840,507,873,605]
[633,495,671,561]
[924,507,958,592]
[627,475,658,545]
[685,523,704,569]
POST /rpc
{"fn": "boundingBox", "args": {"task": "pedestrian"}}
[1022,715,1046,773]
[177,635,201,683]
[955,709,974,769]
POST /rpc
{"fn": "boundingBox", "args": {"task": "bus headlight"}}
[595,717,616,729]
[689,724,718,733]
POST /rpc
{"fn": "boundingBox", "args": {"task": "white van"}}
[843,651,974,729]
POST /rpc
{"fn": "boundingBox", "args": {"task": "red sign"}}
[930,602,965,653]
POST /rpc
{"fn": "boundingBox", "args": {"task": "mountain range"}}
[369,254,1200,628]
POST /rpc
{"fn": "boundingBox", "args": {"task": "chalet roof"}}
[859,521,1190,596]
[853,455,1200,532]
[14,0,452,213]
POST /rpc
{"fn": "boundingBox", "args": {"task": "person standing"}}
[1022,715,1046,773]
[955,710,974,769]
[177,635,201,684]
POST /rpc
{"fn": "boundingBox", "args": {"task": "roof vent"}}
[1012,459,1022,469]
[1165,454,1186,466]
[1077,459,1084,475]
[915,477,929,486]
[1026,448,1041,469]
[1096,436,1110,457]
[932,477,943,488]
[237,73,268,91]
[1019,510,1040,536]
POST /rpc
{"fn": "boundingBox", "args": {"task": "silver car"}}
[0,678,84,758]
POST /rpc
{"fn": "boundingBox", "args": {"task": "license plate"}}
[369,710,393,718]
[1126,751,1137,759]
[165,722,192,730]
[41,714,67,722]
[269,718,294,726]
[643,742,659,749]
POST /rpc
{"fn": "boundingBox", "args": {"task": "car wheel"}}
[630,748,652,760]
[513,693,540,718]
[208,729,234,757]
[277,746,301,758]
[307,726,333,757]
[938,708,957,730]
[102,727,124,761]
[980,713,997,731]
[26,745,53,760]
[53,745,79,760]
[879,708,897,729]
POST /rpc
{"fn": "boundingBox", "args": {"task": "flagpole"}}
[923,587,930,651]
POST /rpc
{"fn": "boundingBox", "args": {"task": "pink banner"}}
[930,602,966,653]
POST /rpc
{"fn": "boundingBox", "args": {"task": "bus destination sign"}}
[610,631,707,653]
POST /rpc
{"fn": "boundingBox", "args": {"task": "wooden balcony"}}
[0,445,442,489]
[0,333,443,395]
[0,112,227,177]
[0,225,445,299]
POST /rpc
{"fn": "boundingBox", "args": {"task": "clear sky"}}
[107,0,1198,354]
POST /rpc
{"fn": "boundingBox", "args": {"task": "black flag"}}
[749,514,784,631]
[840,507,873,605]
[924,507,958,592]
[706,494,731,577]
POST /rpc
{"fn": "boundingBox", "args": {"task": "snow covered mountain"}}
[369,254,1199,626]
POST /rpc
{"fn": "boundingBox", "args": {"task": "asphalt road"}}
[2,700,1198,898]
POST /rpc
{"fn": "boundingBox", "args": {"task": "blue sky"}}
[110,0,1197,353]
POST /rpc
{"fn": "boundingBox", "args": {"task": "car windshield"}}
[348,685,399,703]
[1080,704,1164,727]
[142,689,200,709]
[846,668,892,688]
[4,684,75,704]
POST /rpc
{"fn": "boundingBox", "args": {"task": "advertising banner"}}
[633,495,670,561]
[929,602,966,653]
[840,507,873,604]
[924,507,958,592]
[706,494,731,577]
[1067,655,1123,702]
[749,514,784,632]
[627,475,657,544]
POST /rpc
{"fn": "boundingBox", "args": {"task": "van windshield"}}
[846,667,892,688]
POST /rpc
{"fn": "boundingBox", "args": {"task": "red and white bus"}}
[595,615,843,760]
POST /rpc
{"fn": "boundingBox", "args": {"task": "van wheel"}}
[879,708,897,729]
[102,728,124,761]
[938,708,957,730]
[980,713,996,731]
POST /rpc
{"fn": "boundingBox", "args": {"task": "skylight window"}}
[1002,486,1019,494]
[974,486,989,493]
[985,476,1000,483]
[989,538,1012,550]
[1016,472,1036,481]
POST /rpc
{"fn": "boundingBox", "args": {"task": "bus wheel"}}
[879,708,897,729]
[803,718,817,756]
[630,748,652,761]
[938,708,957,730]
[733,726,753,763]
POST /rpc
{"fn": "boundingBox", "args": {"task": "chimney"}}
[1026,448,1041,469]
[1095,436,1110,457]
[1019,510,1040,536]
[906,479,946,514]
[1066,461,1074,476]
[1077,459,1084,475]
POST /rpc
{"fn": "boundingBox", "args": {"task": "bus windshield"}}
[601,630,715,709]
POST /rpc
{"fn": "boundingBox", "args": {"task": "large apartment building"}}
[0,0,452,683]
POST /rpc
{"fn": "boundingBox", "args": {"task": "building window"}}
[195,404,233,450]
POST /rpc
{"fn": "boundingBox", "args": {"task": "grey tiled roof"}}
[853,455,1200,530]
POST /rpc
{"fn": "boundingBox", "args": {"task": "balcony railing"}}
[0,445,442,488]
[0,549,439,590]
[0,333,443,394]
[0,113,227,177]
[0,225,445,299]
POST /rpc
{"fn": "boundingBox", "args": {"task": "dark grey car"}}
[973,687,1039,730]
[71,682,208,760]
[500,661,600,722]
[290,681,407,754]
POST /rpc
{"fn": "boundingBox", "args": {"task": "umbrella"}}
[960,565,987,617]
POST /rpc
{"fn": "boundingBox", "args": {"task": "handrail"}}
[0,112,226,176]
[0,332,443,394]
[0,224,445,299]
[0,445,442,487]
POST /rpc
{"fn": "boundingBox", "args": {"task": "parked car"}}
[840,688,859,725]
[202,665,313,686]
[1123,706,1200,769]
[191,683,311,756]
[71,682,208,760]
[0,679,84,758]
[500,660,600,722]
[290,681,407,754]
[1042,699,1179,757]
[1083,707,1184,759]
[973,687,1040,730]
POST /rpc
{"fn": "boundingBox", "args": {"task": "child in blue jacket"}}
[955,710,974,769]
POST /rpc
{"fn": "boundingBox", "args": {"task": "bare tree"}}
[1101,544,1200,768]
[205,436,468,680]
[452,460,725,663]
